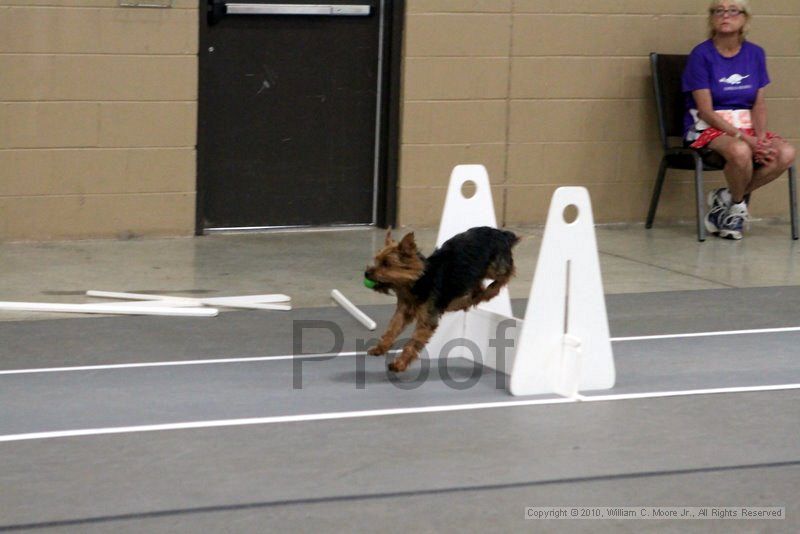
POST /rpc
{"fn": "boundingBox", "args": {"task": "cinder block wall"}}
[1,1,796,240]
[0,0,198,241]
[399,0,800,226]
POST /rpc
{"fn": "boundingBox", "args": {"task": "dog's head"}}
[364,230,425,293]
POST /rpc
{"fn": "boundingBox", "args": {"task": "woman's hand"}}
[753,137,777,165]
[738,131,776,165]
[740,131,759,149]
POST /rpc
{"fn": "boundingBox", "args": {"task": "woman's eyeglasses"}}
[711,7,744,17]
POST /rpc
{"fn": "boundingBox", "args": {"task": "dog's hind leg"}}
[368,306,414,356]
[473,260,515,305]
[444,294,475,312]
[473,278,507,304]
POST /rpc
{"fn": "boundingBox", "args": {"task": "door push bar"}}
[208,0,371,24]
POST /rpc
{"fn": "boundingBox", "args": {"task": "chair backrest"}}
[650,53,689,150]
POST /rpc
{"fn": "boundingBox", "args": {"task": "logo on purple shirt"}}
[719,74,750,85]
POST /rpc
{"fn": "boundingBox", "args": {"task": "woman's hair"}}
[708,0,751,41]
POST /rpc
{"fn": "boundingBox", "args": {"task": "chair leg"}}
[694,157,706,242]
[646,158,668,228]
[789,165,798,240]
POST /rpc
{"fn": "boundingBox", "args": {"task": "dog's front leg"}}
[368,306,413,356]
[389,316,438,372]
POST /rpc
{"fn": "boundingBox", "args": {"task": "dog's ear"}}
[398,232,417,256]
[384,228,394,246]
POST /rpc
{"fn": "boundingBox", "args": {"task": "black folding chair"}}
[645,53,798,241]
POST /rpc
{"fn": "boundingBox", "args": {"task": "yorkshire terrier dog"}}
[364,226,519,372]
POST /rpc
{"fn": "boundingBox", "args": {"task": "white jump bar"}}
[226,3,370,16]
[86,291,291,311]
[331,289,376,330]
[0,301,218,317]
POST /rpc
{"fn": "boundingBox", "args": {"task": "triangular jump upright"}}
[434,164,512,317]
[510,187,615,397]
[424,165,514,363]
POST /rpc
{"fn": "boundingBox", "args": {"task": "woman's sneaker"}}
[705,202,727,234]
[719,201,749,240]
[704,188,731,235]
[708,187,732,210]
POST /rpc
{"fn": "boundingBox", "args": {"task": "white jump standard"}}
[421,165,616,398]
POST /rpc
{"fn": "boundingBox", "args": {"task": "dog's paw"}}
[388,358,408,373]
[368,345,386,356]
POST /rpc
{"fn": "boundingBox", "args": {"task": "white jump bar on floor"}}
[86,290,292,311]
[86,290,290,303]
[0,383,798,443]
[0,301,218,317]
[331,289,377,330]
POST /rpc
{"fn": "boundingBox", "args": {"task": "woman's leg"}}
[745,141,797,195]
[707,135,754,203]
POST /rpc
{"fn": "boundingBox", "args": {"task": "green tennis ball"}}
[364,278,377,289]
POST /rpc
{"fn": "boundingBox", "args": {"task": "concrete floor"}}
[1,284,798,532]
[0,223,800,533]
[1,221,799,533]
[1,221,799,321]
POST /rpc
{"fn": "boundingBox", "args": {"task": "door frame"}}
[195,0,404,234]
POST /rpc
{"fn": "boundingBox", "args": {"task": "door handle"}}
[208,1,370,24]
[228,3,370,15]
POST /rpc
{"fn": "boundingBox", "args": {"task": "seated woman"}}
[682,0,796,240]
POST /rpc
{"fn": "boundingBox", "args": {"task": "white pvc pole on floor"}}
[85,291,199,304]
[86,291,291,310]
[0,301,218,317]
[331,289,376,330]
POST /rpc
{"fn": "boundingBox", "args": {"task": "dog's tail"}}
[500,229,522,248]
[502,230,543,248]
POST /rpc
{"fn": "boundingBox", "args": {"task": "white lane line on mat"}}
[611,326,800,342]
[2,325,799,376]
[0,352,369,376]
[1,383,798,443]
